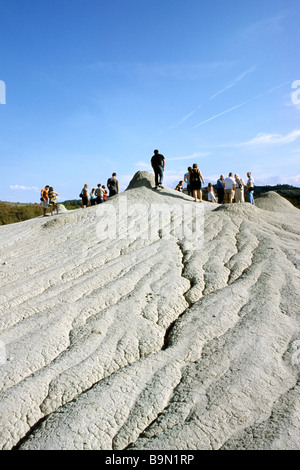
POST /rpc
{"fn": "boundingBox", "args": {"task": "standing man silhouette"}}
[151,149,165,189]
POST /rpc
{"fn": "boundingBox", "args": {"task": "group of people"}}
[40,185,59,217]
[177,166,255,205]
[79,173,119,208]
[150,151,255,206]
[214,172,255,205]
[41,152,255,216]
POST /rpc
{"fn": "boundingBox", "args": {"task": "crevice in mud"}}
[162,241,194,351]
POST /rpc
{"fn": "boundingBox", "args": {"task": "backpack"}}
[190,169,200,183]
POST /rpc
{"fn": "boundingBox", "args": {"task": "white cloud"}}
[238,130,300,146]
[168,152,210,161]
[209,65,256,100]
[193,81,291,129]
[9,185,39,191]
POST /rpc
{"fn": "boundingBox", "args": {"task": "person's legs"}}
[43,201,48,216]
[153,165,164,187]
[153,167,159,187]
[157,165,164,186]
[217,188,223,203]
[248,191,255,205]
[224,190,229,204]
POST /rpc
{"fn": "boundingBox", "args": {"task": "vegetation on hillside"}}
[0,202,43,225]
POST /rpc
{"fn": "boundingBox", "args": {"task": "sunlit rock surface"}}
[0,172,299,450]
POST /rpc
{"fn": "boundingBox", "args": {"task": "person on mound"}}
[48,187,59,215]
[80,184,89,208]
[246,171,255,205]
[224,172,236,204]
[216,175,225,204]
[151,149,165,189]
[207,183,217,203]
[107,173,119,197]
[41,185,49,217]
[234,174,245,203]
[175,181,184,192]
[188,163,205,202]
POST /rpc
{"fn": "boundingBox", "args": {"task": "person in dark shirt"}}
[107,173,119,197]
[216,175,225,204]
[151,150,165,188]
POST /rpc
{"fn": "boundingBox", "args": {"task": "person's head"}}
[49,187,53,192]
[45,185,49,190]
[112,173,117,177]
[228,172,233,177]
[92,188,95,193]
[188,166,192,172]
[193,163,198,169]
[97,183,101,187]
[84,184,88,188]
[208,182,212,188]
[234,174,239,180]
[154,149,159,155]
[220,175,224,180]
[179,181,183,185]
[247,171,251,177]
[102,185,105,189]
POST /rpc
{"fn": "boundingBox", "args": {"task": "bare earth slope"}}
[0,172,299,450]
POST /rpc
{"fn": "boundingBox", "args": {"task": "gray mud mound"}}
[0,177,300,450]
[127,171,155,190]
[255,191,298,213]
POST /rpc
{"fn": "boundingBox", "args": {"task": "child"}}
[175,181,184,192]
[207,183,217,203]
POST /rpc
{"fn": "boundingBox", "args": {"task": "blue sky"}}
[0,0,300,203]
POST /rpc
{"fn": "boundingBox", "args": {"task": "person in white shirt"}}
[224,172,236,204]
[246,172,255,205]
[234,174,245,203]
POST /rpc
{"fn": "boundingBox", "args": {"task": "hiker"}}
[107,173,119,197]
[151,149,165,189]
[235,174,245,203]
[184,167,193,196]
[216,175,225,204]
[175,181,184,192]
[48,187,59,215]
[246,172,255,205]
[224,173,236,204]
[80,184,89,208]
[188,164,205,202]
[41,185,49,217]
[207,183,217,203]
[96,184,104,204]
[90,188,97,206]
